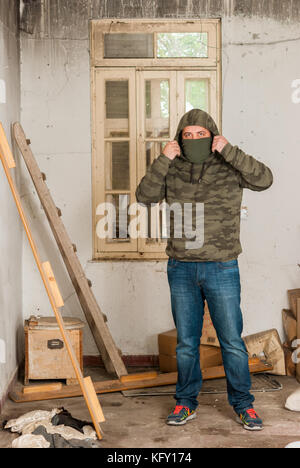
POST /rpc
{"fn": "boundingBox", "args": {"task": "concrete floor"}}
[1,368,300,449]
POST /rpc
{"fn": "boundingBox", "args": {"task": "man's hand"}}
[212,136,229,154]
[162,141,181,161]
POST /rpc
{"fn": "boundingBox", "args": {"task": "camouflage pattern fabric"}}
[136,109,273,262]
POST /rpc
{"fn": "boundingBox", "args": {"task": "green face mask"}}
[182,137,213,164]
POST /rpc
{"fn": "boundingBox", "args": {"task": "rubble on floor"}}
[4,408,101,449]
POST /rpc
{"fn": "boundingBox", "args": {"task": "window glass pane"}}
[146,141,168,170]
[185,79,209,112]
[157,33,208,58]
[104,194,130,242]
[145,80,170,138]
[105,81,129,137]
[104,34,154,58]
[146,204,168,245]
[105,142,130,191]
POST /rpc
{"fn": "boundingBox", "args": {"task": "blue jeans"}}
[167,258,255,414]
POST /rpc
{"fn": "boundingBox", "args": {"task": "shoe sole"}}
[236,416,263,431]
[166,413,197,426]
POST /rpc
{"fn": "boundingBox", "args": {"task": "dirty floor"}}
[1,368,300,449]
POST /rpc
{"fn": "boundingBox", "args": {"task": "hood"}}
[174,108,220,157]
[173,108,220,183]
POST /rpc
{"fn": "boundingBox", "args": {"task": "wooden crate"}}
[25,316,84,385]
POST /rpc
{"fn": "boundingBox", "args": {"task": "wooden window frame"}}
[90,19,222,261]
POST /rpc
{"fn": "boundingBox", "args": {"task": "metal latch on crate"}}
[47,339,64,350]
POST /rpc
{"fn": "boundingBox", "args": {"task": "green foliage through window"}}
[157,33,208,58]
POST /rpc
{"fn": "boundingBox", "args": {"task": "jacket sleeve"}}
[135,154,172,205]
[221,143,273,192]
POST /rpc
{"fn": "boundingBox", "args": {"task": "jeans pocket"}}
[217,259,238,270]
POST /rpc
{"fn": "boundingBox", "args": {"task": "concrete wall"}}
[20,0,300,357]
[0,0,22,404]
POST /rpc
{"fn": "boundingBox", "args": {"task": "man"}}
[136,109,273,431]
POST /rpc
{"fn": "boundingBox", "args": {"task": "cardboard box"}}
[159,344,223,373]
[282,309,297,344]
[158,329,177,357]
[283,343,296,377]
[287,289,300,319]
[158,303,219,355]
[159,354,177,373]
[243,329,286,376]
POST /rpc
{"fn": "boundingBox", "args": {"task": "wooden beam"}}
[10,358,273,403]
[42,261,64,308]
[13,122,127,379]
[23,383,63,395]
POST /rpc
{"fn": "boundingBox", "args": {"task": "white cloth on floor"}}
[285,388,300,412]
[12,434,51,449]
[5,409,61,433]
[5,408,97,448]
[22,420,96,440]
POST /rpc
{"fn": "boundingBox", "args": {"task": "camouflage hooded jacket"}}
[136,109,273,262]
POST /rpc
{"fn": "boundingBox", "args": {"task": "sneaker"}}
[166,405,196,426]
[237,408,263,431]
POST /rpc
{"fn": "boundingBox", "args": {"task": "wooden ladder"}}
[0,123,104,439]
[13,122,128,379]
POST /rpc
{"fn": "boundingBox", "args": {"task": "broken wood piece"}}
[120,371,158,383]
[42,261,64,308]
[26,139,31,145]
[84,376,105,423]
[72,243,77,253]
[23,383,63,395]
[41,172,46,181]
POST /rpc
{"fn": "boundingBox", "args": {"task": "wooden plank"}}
[0,123,16,169]
[84,377,106,423]
[120,371,158,383]
[13,122,127,379]
[9,358,273,403]
[23,383,63,395]
[0,123,103,440]
[42,262,64,308]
